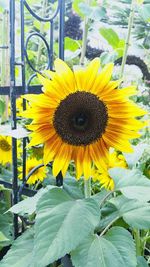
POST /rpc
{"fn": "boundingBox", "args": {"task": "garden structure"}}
[0,1,150,267]
[0,1,73,266]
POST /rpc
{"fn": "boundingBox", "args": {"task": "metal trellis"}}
[0,0,73,266]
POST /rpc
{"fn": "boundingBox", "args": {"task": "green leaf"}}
[123,144,147,168]
[73,0,85,18]
[34,187,100,267]
[9,185,56,216]
[0,229,34,267]
[78,2,93,17]
[0,214,13,247]
[71,227,136,267]
[137,256,149,267]
[110,196,150,229]
[99,28,120,49]
[63,177,84,199]
[0,232,10,243]
[64,37,81,52]
[90,7,106,21]
[100,51,118,65]
[91,189,110,205]
[138,4,150,22]
[105,227,136,267]
[0,98,6,116]
[65,49,81,61]
[109,168,150,202]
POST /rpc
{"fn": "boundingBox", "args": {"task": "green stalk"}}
[84,178,91,198]
[1,10,9,123]
[80,0,90,65]
[120,0,136,79]
[81,1,91,197]
[133,229,142,256]
[36,0,48,68]
[100,216,119,236]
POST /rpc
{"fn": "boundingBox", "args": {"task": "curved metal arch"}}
[18,162,52,197]
[24,0,61,22]
[26,73,37,91]
[24,32,51,73]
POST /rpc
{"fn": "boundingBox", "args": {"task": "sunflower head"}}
[92,150,127,190]
[0,136,12,164]
[23,58,146,180]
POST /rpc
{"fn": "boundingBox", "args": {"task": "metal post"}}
[9,0,18,238]
[59,0,65,60]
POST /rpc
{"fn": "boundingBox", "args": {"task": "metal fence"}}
[0,1,73,266]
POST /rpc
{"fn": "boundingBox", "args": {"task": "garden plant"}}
[0,0,150,267]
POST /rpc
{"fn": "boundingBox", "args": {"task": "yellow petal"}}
[52,143,72,177]
[22,94,58,108]
[73,146,84,180]
[44,136,62,165]
[92,63,114,94]
[84,58,100,91]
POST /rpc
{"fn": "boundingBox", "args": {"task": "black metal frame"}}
[0,1,73,266]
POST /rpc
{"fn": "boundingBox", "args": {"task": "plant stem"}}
[133,229,142,256]
[100,216,119,236]
[84,178,91,198]
[80,0,90,65]
[100,190,113,208]
[120,0,135,79]
[1,10,9,123]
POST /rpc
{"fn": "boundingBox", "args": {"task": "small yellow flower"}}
[92,150,127,190]
[0,135,21,165]
[18,158,47,185]
[0,136,12,164]
[8,97,29,117]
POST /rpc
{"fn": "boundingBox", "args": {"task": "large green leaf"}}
[71,227,136,267]
[137,256,149,267]
[33,187,100,267]
[91,189,111,205]
[109,168,150,202]
[0,214,13,247]
[63,176,84,199]
[123,144,147,168]
[109,196,150,229]
[105,227,136,267]
[0,229,34,267]
[9,185,56,216]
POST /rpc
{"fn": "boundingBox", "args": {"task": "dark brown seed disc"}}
[0,140,11,151]
[53,91,108,146]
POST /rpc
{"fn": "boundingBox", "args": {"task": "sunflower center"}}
[72,112,88,131]
[53,91,108,146]
[0,139,11,151]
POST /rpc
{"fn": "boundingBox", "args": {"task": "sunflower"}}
[18,158,47,185]
[0,135,22,165]
[92,150,127,190]
[22,58,146,180]
[8,97,29,117]
[0,136,12,164]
